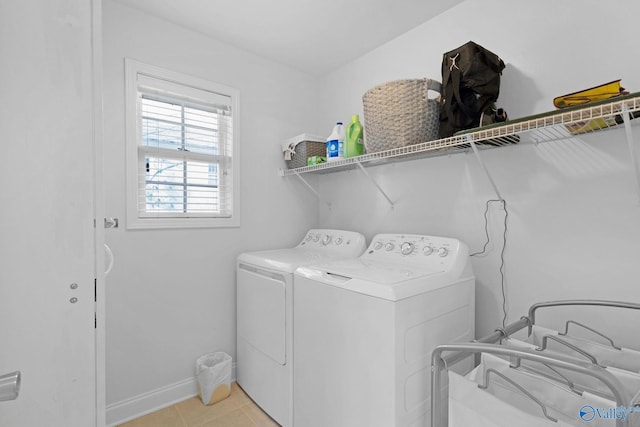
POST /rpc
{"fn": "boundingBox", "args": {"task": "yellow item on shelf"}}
[553,79,625,108]
[565,116,619,135]
[554,80,632,135]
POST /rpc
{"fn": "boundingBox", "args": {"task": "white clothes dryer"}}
[293,233,475,427]
[236,229,366,427]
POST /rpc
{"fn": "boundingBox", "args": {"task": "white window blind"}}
[125,60,240,229]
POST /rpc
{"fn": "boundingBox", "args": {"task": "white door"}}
[0,1,97,426]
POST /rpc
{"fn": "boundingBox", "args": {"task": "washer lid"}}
[295,258,471,301]
[318,258,443,284]
[238,248,343,273]
[237,229,367,273]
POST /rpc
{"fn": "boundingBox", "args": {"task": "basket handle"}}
[426,79,442,99]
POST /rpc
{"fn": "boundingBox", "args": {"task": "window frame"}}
[125,59,240,229]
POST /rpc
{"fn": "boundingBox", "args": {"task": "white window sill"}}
[126,216,240,230]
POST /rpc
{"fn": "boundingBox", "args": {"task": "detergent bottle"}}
[326,122,345,161]
[345,115,364,157]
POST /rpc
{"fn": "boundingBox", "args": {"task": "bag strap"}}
[446,53,476,126]
[476,95,495,117]
[451,65,474,118]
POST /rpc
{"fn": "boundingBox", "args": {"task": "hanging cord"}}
[471,199,509,328]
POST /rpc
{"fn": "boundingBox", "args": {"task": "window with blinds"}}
[125,60,240,229]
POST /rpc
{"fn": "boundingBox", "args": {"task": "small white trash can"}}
[195,352,232,405]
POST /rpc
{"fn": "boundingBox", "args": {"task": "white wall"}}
[101,0,640,422]
[317,0,640,343]
[102,0,321,421]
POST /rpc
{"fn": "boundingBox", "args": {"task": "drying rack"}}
[431,300,640,427]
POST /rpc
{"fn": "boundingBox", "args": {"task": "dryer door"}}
[237,265,286,365]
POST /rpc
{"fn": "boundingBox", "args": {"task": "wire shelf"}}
[279,93,640,177]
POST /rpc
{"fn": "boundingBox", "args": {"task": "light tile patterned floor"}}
[118,382,280,427]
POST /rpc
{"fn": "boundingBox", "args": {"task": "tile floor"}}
[118,382,280,427]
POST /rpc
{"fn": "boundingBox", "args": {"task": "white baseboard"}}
[106,363,237,427]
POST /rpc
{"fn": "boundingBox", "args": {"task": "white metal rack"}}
[279,94,640,205]
[431,300,640,427]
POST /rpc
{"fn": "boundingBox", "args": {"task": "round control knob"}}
[423,246,434,256]
[385,242,395,252]
[400,242,414,255]
[305,234,313,241]
[335,237,343,245]
[437,247,449,257]
[312,234,320,242]
[374,242,383,250]
[322,235,332,246]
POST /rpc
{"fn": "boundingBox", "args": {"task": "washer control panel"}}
[364,233,465,268]
[298,229,367,255]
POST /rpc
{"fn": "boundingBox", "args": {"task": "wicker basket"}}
[283,134,326,169]
[362,79,441,153]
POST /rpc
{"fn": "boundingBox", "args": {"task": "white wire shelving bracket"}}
[291,170,331,209]
[469,137,503,201]
[354,159,394,208]
[279,94,640,204]
[621,103,640,204]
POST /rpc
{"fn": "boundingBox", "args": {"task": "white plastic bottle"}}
[326,122,345,162]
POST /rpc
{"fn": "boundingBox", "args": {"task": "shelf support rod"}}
[292,170,331,209]
[354,160,394,208]
[469,137,504,201]
[621,104,640,205]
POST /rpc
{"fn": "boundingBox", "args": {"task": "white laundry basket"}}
[196,352,232,405]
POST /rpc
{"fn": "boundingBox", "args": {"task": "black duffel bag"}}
[439,41,506,138]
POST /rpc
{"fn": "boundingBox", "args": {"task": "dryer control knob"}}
[400,242,414,255]
[305,234,313,241]
[313,234,321,242]
[374,242,383,250]
[335,237,343,245]
[385,242,395,252]
[322,235,332,246]
[423,246,434,256]
[437,247,449,257]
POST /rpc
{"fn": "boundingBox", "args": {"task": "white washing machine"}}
[293,233,475,427]
[236,229,366,427]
